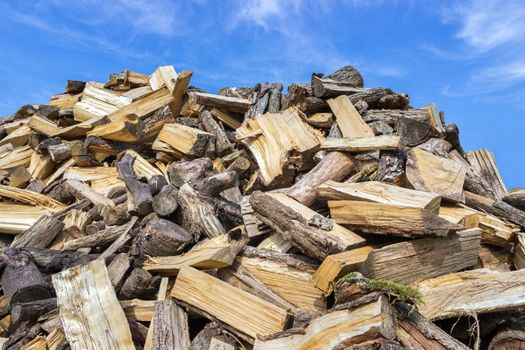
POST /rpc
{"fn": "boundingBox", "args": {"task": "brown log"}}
[200,110,233,156]
[117,153,153,216]
[167,157,213,187]
[152,300,191,350]
[11,215,64,249]
[137,217,192,256]
[119,268,159,300]
[152,184,179,216]
[11,297,57,325]
[0,248,52,307]
[488,329,525,350]
[287,151,355,206]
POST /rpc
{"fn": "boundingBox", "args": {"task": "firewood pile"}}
[0,64,524,350]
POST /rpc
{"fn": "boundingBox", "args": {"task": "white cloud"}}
[445,0,525,53]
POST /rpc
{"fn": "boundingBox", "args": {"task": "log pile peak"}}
[0,64,523,349]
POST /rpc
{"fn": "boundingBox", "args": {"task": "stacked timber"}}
[0,64,522,350]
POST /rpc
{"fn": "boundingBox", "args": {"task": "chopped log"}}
[51,259,134,349]
[11,298,57,325]
[108,87,174,121]
[406,148,467,202]
[320,135,400,152]
[151,300,191,350]
[11,215,64,249]
[318,180,441,213]
[107,253,132,291]
[397,116,440,147]
[0,125,31,147]
[120,299,155,322]
[395,302,470,350]
[235,251,326,311]
[327,65,364,87]
[191,322,238,350]
[190,92,251,114]
[253,294,396,349]
[137,217,192,257]
[210,108,242,129]
[465,191,525,228]
[463,212,519,247]
[66,80,85,94]
[311,75,363,98]
[327,95,374,138]
[313,246,373,294]
[154,122,214,157]
[152,184,179,216]
[236,108,323,186]
[168,70,193,117]
[251,191,365,260]
[62,222,130,250]
[0,184,65,209]
[287,151,355,206]
[64,179,114,207]
[73,83,132,121]
[167,157,212,187]
[305,112,333,128]
[171,266,290,339]
[0,203,54,235]
[149,65,178,91]
[200,110,234,156]
[117,153,153,215]
[503,188,525,211]
[87,113,144,142]
[363,229,481,285]
[329,200,462,237]
[415,269,525,320]
[0,145,32,170]
[465,148,507,200]
[0,248,52,307]
[144,233,246,275]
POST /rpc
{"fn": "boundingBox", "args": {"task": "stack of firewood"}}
[0,64,524,350]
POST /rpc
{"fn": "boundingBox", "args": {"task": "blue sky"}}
[0,0,523,188]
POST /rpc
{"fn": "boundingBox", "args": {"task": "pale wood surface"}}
[327,95,374,138]
[52,260,134,350]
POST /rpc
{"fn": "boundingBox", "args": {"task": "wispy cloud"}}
[430,0,525,99]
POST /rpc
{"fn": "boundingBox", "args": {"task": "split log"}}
[0,203,54,235]
[465,191,525,228]
[107,253,132,291]
[149,65,178,91]
[108,87,174,121]
[236,108,323,187]
[320,135,400,152]
[318,180,441,213]
[326,95,374,138]
[406,148,467,202]
[326,65,364,87]
[11,215,64,249]
[62,222,131,250]
[200,110,234,156]
[463,212,519,247]
[250,191,365,260]
[171,266,290,339]
[253,294,396,349]
[87,113,144,142]
[151,300,191,350]
[11,298,57,325]
[144,233,246,275]
[210,108,242,129]
[287,151,355,206]
[395,302,470,350]
[73,82,132,121]
[363,229,481,285]
[168,70,193,117]
[51,259,134,349]
[311,75,363,98]
[329,200,462,237]
[465,148,507,200]
[154,122,214,157]
[190,92,251,114]
[415,269,525,320]
[503,188,525,211]
[235,250,326,311]
[191,322,238,350]
[0,184,64,209]
[313,246,373,294]
[120,299,155,322]
[64,179,114,207]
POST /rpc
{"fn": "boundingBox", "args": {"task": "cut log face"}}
[51,259,135,350]
[415,269,525,320]
[406,148,467,202]
[362,229,481,285]
[171,266,290,339]
[253,294,396,350]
